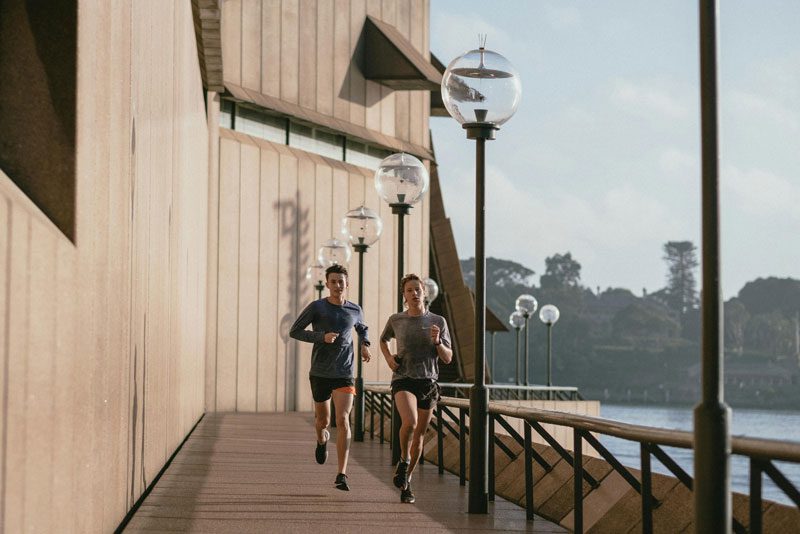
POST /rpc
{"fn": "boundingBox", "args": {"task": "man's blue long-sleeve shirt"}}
[289,298,369,378]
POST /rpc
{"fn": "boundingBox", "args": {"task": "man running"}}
[290,264,372,491]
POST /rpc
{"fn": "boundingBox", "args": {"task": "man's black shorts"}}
[391,378,440,410]
[309,375,356,403]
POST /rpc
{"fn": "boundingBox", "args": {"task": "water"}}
[599,404,800,506]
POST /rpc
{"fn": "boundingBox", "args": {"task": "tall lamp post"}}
[515,294,538,390]
[539,304,560,396]
[343,205,383,442]
[509,311,525,386]
[422,277,439,308]
[695,1,730,530]
[442,42,521,514]
[306,261,327,299]
[376,152,429,464]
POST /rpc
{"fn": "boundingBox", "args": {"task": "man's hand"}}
[324,332,339,344]
[361,345,372,362]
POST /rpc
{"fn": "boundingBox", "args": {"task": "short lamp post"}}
[375,152,428,465]
[539,304,560,395]
[375,153,429,312]
[509,311,525,387]
[442,41,521,514]
[343,206,383,442]
[515,294,538,390]
[306,262,327,299]
[318,237,352,268]
[422,277,439,308]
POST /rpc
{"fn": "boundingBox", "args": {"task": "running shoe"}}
[400,483,415,503]
[335,473,350,491]
[393,460,409,488]
[315,429,329,465]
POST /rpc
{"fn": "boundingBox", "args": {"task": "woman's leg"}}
[393,391,419,461]
[407,407,434,480]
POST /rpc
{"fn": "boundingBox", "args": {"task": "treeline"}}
[460,243,800,408]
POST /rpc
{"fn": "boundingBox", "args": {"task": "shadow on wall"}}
[275,188,311,410]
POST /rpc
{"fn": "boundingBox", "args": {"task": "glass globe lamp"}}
[515,294,538,318]
[441,47,521,127]
[318,238,351,267]
[343,205,383,248]
[539,304,560,325]
[306,262,327,286]
[509,310,525,330]
[374,152,429,207]
[423,277,439,304]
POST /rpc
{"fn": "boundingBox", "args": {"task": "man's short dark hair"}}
[325,264,348,280]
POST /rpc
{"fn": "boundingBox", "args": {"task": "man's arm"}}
[289,303,325,344]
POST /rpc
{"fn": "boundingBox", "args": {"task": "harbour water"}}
[599,404,800,506]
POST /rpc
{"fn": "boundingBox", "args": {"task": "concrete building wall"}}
[0,1,208,531]
[205,0,432,412]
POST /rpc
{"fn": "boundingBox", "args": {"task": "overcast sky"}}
[428,1,799,299]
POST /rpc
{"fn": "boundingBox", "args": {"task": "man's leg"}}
[406,407,434,480]
[314,399,331,443]
[332,389,354,475]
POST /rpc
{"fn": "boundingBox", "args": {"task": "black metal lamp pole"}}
[354,241,368,442]
[390,202,410,464]
[465,121,496,514]
[523,313,531,388]
[546,323,553,387]
[515,327,521,386]
[315,282,324,300]
[694,0,731,530]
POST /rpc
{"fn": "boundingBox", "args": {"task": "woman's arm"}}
[380,339,399,371]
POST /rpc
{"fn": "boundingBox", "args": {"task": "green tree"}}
[611,300,680,346]
[540,252,581,289]
[663,241,699,314]
[724,298,749,354]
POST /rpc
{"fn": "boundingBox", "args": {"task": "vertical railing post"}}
[488,414,495,501]
[749,459,762,534]
[459,408,467,486]
[641,442,653,534]
[437,404,444,475]
[524,420,534,520]
[369,392,375,440]
[573,428,583,533]
[379,395,386,444]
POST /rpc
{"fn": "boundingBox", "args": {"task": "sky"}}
[428,1,800,299]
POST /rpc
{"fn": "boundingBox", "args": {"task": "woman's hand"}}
[430,324,441,345]
[385,354,400,371]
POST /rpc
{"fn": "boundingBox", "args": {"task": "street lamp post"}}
[442,42,521,514]
[376,152,429,464]
[422,277,439,308]
[516,294,538,393]
[509,311,525,386]
[343,206,383,443]
[539,304,560,398]
[306,261,327,299]
[695,1,731,530]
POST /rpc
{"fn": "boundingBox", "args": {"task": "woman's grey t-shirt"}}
[380,311,451,381]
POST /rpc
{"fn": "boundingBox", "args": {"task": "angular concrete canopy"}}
[362,15,442,91]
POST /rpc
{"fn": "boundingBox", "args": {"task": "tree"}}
[540,252,581,289]
[724,298,749,354]
[611,300,680,346]
[662,241,699,315]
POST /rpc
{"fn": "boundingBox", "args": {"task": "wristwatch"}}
[362,340,371,347]
[434,339,442,347]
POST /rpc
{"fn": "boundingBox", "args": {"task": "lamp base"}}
[463,122,498,140]
[389,203,411,216]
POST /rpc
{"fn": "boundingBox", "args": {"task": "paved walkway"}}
[123,412,565,533]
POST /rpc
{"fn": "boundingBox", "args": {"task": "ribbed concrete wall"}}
[0,1,208,531]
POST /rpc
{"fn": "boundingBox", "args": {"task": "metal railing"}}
[437,382,583,401]
[363,384,800,533]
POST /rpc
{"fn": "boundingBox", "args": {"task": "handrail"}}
[363,383,800,530]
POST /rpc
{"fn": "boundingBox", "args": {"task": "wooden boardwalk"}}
[123,413,566,533]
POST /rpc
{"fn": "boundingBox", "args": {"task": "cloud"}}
[430,11,514,66]
[611,79,691,121]
[543,3,582,31]
[724,89,799,132]
[723,165,800,222]
[658,147,697,186]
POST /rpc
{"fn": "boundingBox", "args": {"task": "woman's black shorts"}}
[391,378,440,410]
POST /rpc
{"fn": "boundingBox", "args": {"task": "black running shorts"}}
[391,378,440,410]
[309,375,356,403]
